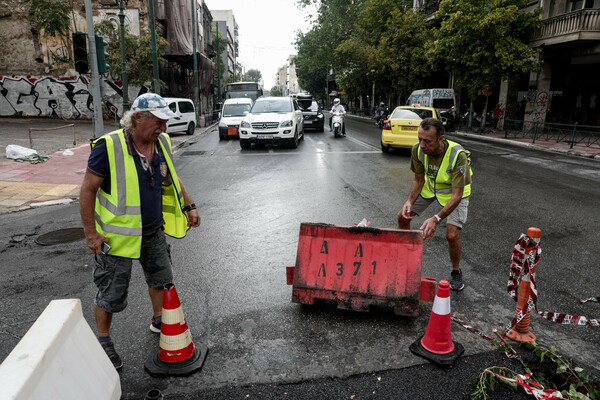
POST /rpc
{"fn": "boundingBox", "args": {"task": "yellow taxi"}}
[381,105,445,152]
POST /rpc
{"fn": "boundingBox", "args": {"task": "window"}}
[178,101,194,113]
[392,108,433,120]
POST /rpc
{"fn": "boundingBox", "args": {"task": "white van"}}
[218,98,253,140]
[163,97,197,135]
[406,89,456,131]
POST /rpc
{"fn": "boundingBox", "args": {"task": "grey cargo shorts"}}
[93,228,173,313]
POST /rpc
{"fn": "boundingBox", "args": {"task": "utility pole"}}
[148,0,160,93]
[118,0,129,112]
[84,0,104,137]
[191,0,200,123]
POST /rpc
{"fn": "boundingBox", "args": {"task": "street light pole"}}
[147,0,160,94]
[118,0,129,112]
[371,69,375,111]
[191,0,200,123]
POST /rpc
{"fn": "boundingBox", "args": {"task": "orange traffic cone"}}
[410,280,464,367]
[506,227,541,343]
[144,283,208,377]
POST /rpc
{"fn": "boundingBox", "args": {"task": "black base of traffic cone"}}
[144,342,209,377]
[409,335,464,368]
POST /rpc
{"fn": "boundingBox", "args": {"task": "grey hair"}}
[120,110,152,130]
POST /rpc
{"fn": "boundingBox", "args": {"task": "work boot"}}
[101,341,123,370]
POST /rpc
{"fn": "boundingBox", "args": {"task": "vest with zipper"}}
[93,129,189,258]
[417,140,472,206]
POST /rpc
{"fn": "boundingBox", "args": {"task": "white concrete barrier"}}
[0,299,121,400]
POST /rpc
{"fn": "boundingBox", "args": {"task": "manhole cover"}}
[35,228,86,246]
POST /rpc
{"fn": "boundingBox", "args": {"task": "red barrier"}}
[287,223,435,316]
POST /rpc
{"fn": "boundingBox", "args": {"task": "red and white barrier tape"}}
[485,370,565,399]
[451,314,521,359]
[504,234,599,336]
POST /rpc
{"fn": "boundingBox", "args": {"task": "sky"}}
[204,0,315,90]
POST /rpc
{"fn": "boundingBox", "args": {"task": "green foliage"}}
[28,0,71,37]
[294,0,365,102]
[428,0,542,98]
[243,69,262,83]
[212,25,230,93]
[95,21,168,87]
[270,86,283,97]
[472,341,600,400]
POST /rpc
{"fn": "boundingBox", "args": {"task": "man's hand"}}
[420,217,438,241]
[85,231,109,255]
[401,202,415,221]
[186,209,201,228]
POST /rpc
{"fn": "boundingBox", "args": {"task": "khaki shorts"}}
[411,196,469,229]
[93,228,173,313]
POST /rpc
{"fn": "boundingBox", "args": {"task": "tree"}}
[270,86,283,97]
[211,25,230,98]
[294,0,365,102]
[429,0,542,125]
[95,21,168,87]
[28,0,73,66]
[243,69,262,83]
[335,0,426,104]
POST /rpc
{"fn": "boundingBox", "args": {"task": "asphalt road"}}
[1,115,599,399]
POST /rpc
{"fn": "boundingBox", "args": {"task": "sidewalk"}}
[0,118,214,215]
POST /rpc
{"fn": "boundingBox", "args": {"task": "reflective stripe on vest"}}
[418,140,471,206]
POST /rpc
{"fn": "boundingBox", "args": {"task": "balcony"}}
[529,9,600,47]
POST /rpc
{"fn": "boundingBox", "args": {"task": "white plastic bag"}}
[6,144,37,160]
[62,149,74,156]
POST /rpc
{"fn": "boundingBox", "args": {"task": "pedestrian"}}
[397,117,472,291]
[79,93,201,370]
[492,104,502,129]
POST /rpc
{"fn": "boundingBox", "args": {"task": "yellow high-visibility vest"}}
[93,129,188,258]
[418,140,472,206]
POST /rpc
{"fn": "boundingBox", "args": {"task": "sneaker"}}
[101,341,123,370]
[450,269,464,291]
[149,316,161,333]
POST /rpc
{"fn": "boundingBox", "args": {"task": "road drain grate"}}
[35,228,86,246]
[181,151,206,156]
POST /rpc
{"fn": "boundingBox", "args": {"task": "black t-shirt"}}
[87,133,168,234]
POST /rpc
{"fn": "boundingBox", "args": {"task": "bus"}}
[225,82,264,101]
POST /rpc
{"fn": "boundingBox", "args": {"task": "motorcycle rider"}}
[375,102,387,127]
[329,98,347,136]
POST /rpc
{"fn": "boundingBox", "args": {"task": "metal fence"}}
[503,119,600,149]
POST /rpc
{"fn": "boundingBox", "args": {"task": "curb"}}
[449,131,600,160]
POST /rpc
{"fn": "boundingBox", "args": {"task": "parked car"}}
[297,96,325,132]
[218,98,253,140]
[164,97,196,135]
[381,105,448,152]
[239,96,304,149]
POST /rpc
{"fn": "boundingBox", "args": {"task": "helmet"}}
[333,98,340,105]
[380,102,385,107]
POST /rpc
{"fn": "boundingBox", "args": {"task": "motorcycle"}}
[331,111,345,137]
[375,108,388,129]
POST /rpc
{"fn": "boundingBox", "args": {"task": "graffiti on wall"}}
[0,75,146,119]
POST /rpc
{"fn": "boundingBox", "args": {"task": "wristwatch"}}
[182,203,197,212]
[434,214,442,222]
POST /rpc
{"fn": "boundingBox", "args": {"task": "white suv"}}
[239,97,304,149]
